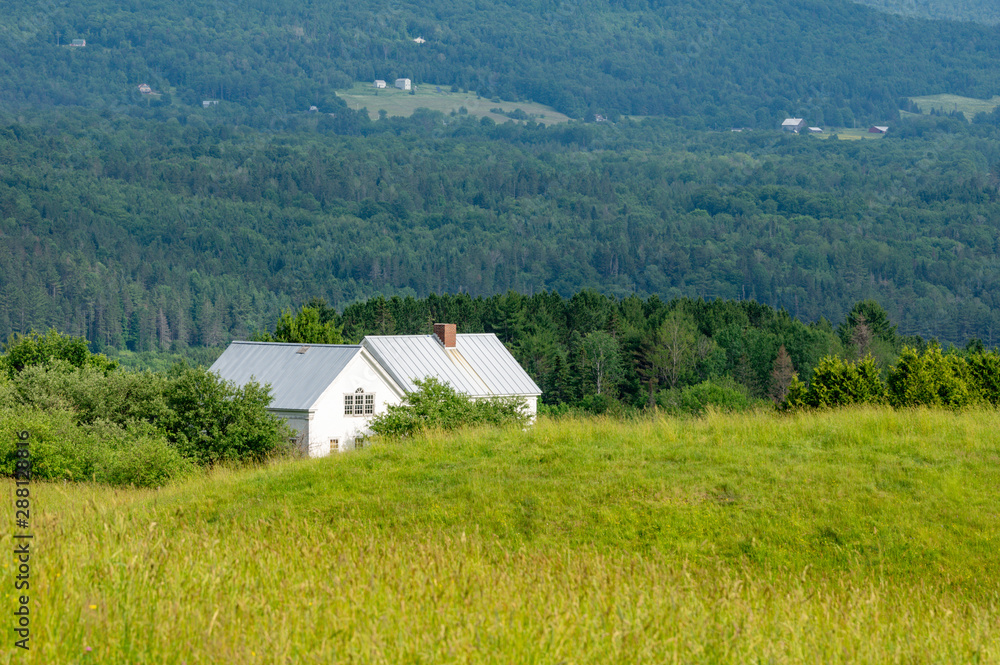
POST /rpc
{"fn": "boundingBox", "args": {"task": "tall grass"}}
[2,407,999,663]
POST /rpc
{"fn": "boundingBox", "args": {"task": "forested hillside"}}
[2,111,999,349]
[3,0,1000,125]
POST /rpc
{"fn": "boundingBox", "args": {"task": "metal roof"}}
[781,118,804,125]
[209,342,361,411]
[363,334,541,397]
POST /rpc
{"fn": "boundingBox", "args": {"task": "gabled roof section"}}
[362,334,541,397]
[209,341,362,411]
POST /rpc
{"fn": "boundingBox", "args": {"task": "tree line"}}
[262,291,988,413]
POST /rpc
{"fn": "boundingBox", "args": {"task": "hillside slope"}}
[7,410,1000,663]
[2,0,1000,124]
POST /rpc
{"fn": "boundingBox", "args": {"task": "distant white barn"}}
[395,78,412,91]
[413,37,426,44]
[781,118,807,133]
[374,79,387,89]
[210,324,541,456]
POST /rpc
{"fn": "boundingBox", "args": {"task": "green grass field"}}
[812,127,886,140]
[336,82,572,124]
[3,408,999,663]
[908,93,1000,121]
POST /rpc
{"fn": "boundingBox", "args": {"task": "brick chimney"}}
[433,323,456,348]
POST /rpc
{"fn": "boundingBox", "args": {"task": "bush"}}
[656,377,754,415]
[965,350,1000,405]
[369,378,529,439]
[88,420,195,487]
[0,409,193,487]
[887,345,976,408]
[160,364,293,466]
[1,329,117,378]
[801,355,885,407]
[11,360,168,426]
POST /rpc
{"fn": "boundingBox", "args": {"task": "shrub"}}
[680,377,754,415]
[1,329,117,378]
[87,420,195,488]
[966,350,1000,405]
[161,364,293,466]
[802,355,885,407]
[887,345,976,408]
[0,409,192,487]
[11,360,168,426]
[369,378,529,439]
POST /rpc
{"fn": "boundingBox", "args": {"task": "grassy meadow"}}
[908,93,1000,120]
[2,408,1000,663]
[336,82,571,124]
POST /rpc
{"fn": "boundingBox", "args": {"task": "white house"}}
[209,324,542,456]
[374,80,387,89]
[395,78,412,91]
[209,342,404,455]
[70,39,86,47]
[413,37,426,44]
[202,100,219,108]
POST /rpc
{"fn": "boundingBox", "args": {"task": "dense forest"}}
[3,0,1000,362]
[2,111,1000,350]
[3,0,1000,125]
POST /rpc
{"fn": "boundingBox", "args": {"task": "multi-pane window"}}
[345,389,375,417]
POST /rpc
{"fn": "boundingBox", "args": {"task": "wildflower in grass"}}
[89,604,97,610]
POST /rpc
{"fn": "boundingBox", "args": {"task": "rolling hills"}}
[3,0,1000,125]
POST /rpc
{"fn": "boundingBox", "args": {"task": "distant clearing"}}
[811,127,886,140]
[336,82,572,124]
[909,93,1000,121]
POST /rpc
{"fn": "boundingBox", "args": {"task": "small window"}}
[330,438,339,452]
[346,389,375,417]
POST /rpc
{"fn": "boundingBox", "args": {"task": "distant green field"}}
[811,127,886,140]
[909,93,1000,121]
[336,82,572,124]
[3,408,999,663]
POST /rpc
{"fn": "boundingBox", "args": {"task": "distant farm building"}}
[137,84,153,94]
[869,125,889,134]
[395,78,412,91]
[781,118,807,133]
[202,100,219,108]
[308,105,319,113]
[70,39,86,47]
[374,79,387,89]
[413,37,426,44]
[808,127,823,133]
